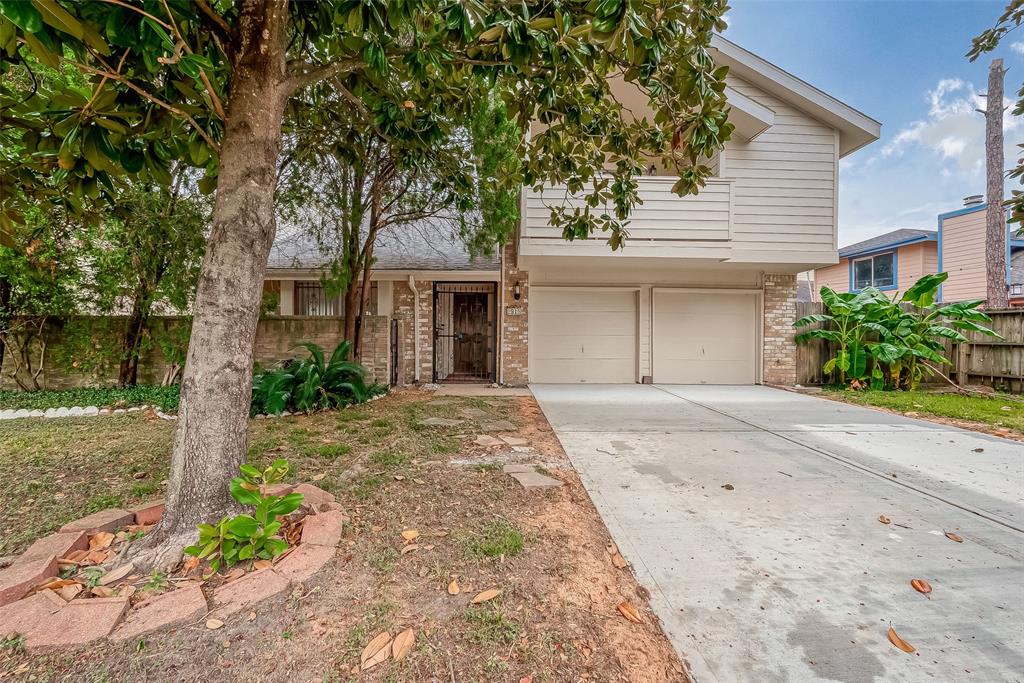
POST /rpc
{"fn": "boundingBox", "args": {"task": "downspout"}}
[407,275,420,383]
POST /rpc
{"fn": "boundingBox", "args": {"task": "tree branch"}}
[160,0,227,121]
[285,58,365,93]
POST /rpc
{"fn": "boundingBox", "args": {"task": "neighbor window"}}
[293,281,378,316]
[853,252,895,289]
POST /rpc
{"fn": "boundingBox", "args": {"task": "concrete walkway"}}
[532,384,1024,683]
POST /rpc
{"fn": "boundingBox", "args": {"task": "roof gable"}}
[838,229,937,259]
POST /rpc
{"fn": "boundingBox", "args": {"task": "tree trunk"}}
[0,276,10,377]
[343,283,360,355]
[133,0,291,569]
[353,240,375,361]
[985,58,1008,308]
[118,291,148,388]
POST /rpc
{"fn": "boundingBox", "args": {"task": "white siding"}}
[725,76,838,257]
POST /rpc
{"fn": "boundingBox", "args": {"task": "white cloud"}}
[1011,41,1024,56]
[875,77,1020,175]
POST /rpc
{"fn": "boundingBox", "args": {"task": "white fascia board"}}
[711,34,881,157]
[725,85,775,141]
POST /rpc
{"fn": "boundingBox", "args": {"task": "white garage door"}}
[653,290,757,384]
[529,288,637,383]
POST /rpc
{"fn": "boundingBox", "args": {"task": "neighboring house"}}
[814,228,938,298]
[264,35,881,387]
[813,197,1023,305]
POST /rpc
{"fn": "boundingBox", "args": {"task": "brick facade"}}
[500,243,529,386]
[762,274,798,385]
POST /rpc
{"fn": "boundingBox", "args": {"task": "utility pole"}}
[983,58,1008,308]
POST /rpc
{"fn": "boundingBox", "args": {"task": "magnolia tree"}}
[0,0,732,568]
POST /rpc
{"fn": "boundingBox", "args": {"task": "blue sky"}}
[722,0,1021,246]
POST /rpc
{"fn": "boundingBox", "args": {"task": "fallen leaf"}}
[721,484,734,491]
[412,478,425,485]
[401,544,419,554]
[944,531,964,543]
[360,631,392,670]
[253,560,272,570]
[181,556,201,575]
[1001,406,1012,411]
[605,543,618,556]
[617,601,643,624]
[448,578,460,595]
[392,628,415,661]
[224,567,245,583]
[312,472,327,481]
[471,588,501,604]
[247,611,257,621]
[972,448,984,453]
[911,579,932,597]
[118,584,137,598]
[89,532,114,551]
[393,475,406,481]
[90,585,114,597]
[99,563,135,586]
[401,529,419,542]
[371,525,385,533]
[887,625,915,653]
[58,583,83,601]
[206,618,225,630]
[611,553,628,569]
[878,515,891,525]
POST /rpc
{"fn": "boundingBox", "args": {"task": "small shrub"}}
[184,459,304,574]
[465,519,524,559]
[251,340,374,415]
[0,385,180,412]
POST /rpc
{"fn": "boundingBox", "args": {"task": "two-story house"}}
[813,196,1024,305]
[263,35,880,387]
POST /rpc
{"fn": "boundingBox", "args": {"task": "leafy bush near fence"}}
[0,385,181,412]
[795,273,1001,389]
[251,340,384,415]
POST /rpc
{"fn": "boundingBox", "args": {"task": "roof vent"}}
[963,194,984,207]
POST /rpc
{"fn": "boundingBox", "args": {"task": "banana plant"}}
[794,286,893,384]
[881,273,1002,388]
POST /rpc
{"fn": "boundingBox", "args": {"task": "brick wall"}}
[1,315,391,390]
[392,281,433,384]
[500,243,529,386]
[763,274,798,385]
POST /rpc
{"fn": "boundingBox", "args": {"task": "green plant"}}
[143,571,170,593]
[794,287,891,384]
[184,459,304,574]
[251,340,373,415]
[464,605,521,645]
[317,444,352,459]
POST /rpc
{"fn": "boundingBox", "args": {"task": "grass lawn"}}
[824,388,1024,433]
[0,391,683,682]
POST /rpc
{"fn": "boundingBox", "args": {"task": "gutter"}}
[407,275,421,383]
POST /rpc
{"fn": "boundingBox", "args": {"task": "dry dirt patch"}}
[1,390,685,682]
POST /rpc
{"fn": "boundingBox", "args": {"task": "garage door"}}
[529,288,637,383]
[653,290,757,384]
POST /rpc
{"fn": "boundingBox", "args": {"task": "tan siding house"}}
[265,35,880,387]
[940,206,988,302]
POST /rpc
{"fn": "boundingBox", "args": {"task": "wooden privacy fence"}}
[794,303,1024,391]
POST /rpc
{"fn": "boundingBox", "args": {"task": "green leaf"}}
[227,514,260,538]
[0,0,43,33]
[269,492,304,518]
[229,477,262,506]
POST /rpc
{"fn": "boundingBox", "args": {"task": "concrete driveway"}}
[531,384,1024,683]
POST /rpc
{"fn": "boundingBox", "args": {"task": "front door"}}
[433,283,496,383]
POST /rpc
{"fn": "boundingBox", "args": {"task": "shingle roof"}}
[268,218,499,272]
[838,229,937,259]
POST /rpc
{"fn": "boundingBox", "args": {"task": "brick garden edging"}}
[0,484,344,650]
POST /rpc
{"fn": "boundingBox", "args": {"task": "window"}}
[852,252,895,289]
[292,281,379,316]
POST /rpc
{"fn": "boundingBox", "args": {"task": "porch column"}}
[763,273,798,385]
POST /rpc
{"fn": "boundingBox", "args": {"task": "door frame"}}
[528,285,641,383]
[432,281,498,383]
[650,287,763,384]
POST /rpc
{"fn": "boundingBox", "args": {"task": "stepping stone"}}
[509,470,562,490]
[511,446,534,453]
[459,408,489,419]
[502,463,535,474]
[421,417,464,427]
[500,436,529,447]
[474,435,505,447]
[480,420,516,432]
